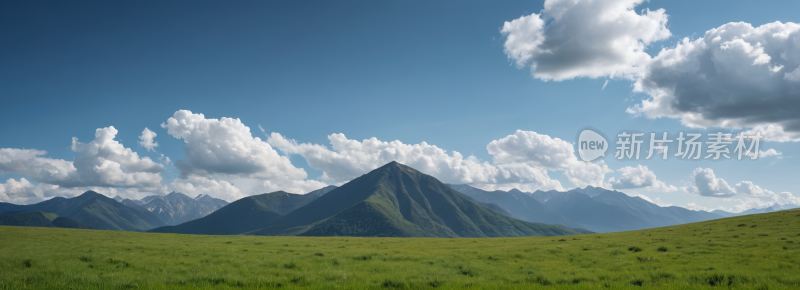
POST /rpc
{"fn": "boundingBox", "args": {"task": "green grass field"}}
[1,209,799,289]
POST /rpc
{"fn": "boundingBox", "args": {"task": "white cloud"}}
[138,127,158,152]
[0,178,64,204]
[268,132,530,185]
[269,129,611,192]
[0,127,166,194]
[501,0,670,81]
[682,167,736,198]
[608,165,677,192]
[0,177,154,205]
[774,192,800,206]
[784,66,800,82]
[160,110,327,200]
[750,148,782,158]
[679,173,799,213]
[70,127,165,191]
[632,21,800,142]
[501,1,800,142]
[685,202,712,212]
[162,110,308,181]
[487,130,612,188]
[735,181,774,198]
[0,148,75,185]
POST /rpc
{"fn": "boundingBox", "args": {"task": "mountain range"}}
[114,192,228,226]
[2,162,793,236]
[154,162,591,237]
[448,185,725,233]
[0,191,165,231]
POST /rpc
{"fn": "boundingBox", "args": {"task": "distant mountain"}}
[447,184,583,229]
[711,205,798,217]
[590,188,721,227]
[530,190,562,204]
[0,211,88,229]
[571,186,606,197]
[543,191,647,233]
[450,185,725,233]
[0,191,165,231]
[148,187,336,235]
[124,192,228,225]
[247,162,590,237]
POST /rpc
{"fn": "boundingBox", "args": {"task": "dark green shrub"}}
[657,246,668,252]
[284,261,297,269]
[628,246,643,252]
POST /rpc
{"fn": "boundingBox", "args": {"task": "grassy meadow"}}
[1,209,799,289]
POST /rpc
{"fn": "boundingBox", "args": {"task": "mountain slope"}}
[248,162,590,237]
[0,211,88,229]
[0,191,165,231]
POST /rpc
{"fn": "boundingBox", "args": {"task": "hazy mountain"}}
[571,186,606,197]
[447,184,583,229]
[530,190,562,204]
[590,188,721,226]
[148,187,335,235]
[542,191,648,233]
[0,211,88,229]
[0,191,165,231]
[126,192,228,225]
[711,205,796,217]
[247,162,591,237]
[450,185,725,233]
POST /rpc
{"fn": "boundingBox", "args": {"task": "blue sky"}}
[1,0,799,212]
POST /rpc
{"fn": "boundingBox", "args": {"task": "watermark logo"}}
[576,128,766,162]
[578,129,608,162]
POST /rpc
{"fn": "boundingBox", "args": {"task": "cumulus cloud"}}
[69,127,165,191]
[162,110,308,181]
[487,130,612,188]
[0,177,154,205]
[679,171,799,212]
[0,178,64,204]
[608,165,677,192]
[0,127,166,194]
[268,132,534,185]
[138,127,158,151]
[735,181,774,197]
[501,0,670,81]
[501,1,800,141]
[632,21,800,141]
[269,129,610,191]
[682,168,736,198]
[161,110,326,199]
